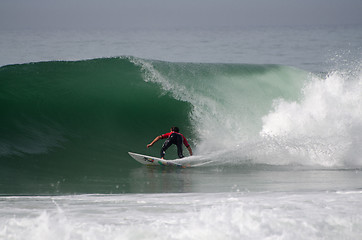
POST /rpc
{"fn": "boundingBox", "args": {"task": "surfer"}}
[147,126,193,159]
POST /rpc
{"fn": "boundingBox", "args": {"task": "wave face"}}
[0,57,361,193]
[0,58,193,190]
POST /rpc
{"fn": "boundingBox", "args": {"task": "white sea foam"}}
[261,67,362,167]
[1,193,361,240]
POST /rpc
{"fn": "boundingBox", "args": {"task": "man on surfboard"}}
[147,126,193,159]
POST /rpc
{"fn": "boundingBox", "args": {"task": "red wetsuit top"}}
[161,132,190,148]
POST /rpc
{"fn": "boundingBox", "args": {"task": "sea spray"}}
[260,67,362,167]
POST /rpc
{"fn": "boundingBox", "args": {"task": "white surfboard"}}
[128,152,188,168]
[128,152,214,168]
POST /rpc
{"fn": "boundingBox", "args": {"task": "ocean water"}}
[0,25,362,239]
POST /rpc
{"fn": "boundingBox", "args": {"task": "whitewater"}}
[0,25,361,239]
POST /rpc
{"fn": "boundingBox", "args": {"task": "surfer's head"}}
[171,126,179,132]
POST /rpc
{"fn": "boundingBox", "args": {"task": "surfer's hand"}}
[147,136,161,148]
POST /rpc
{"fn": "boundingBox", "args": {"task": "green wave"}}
[0,57,307,194]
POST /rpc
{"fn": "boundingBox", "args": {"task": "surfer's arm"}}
[187,146,193,156]
[183,137,193,156]
[147,135,162,148]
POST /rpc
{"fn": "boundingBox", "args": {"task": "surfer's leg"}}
[160,138,173,158]
[176,134,184,158]
[176,145,184,158]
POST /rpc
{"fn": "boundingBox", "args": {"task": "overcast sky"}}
[1,0,361,30]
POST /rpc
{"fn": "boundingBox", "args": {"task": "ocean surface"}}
[0,25,361,239]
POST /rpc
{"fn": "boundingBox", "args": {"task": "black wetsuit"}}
[160,132,184,158]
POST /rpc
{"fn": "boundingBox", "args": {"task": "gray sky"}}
[1,0,361,30]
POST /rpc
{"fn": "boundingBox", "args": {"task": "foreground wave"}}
[1,192,361,240]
